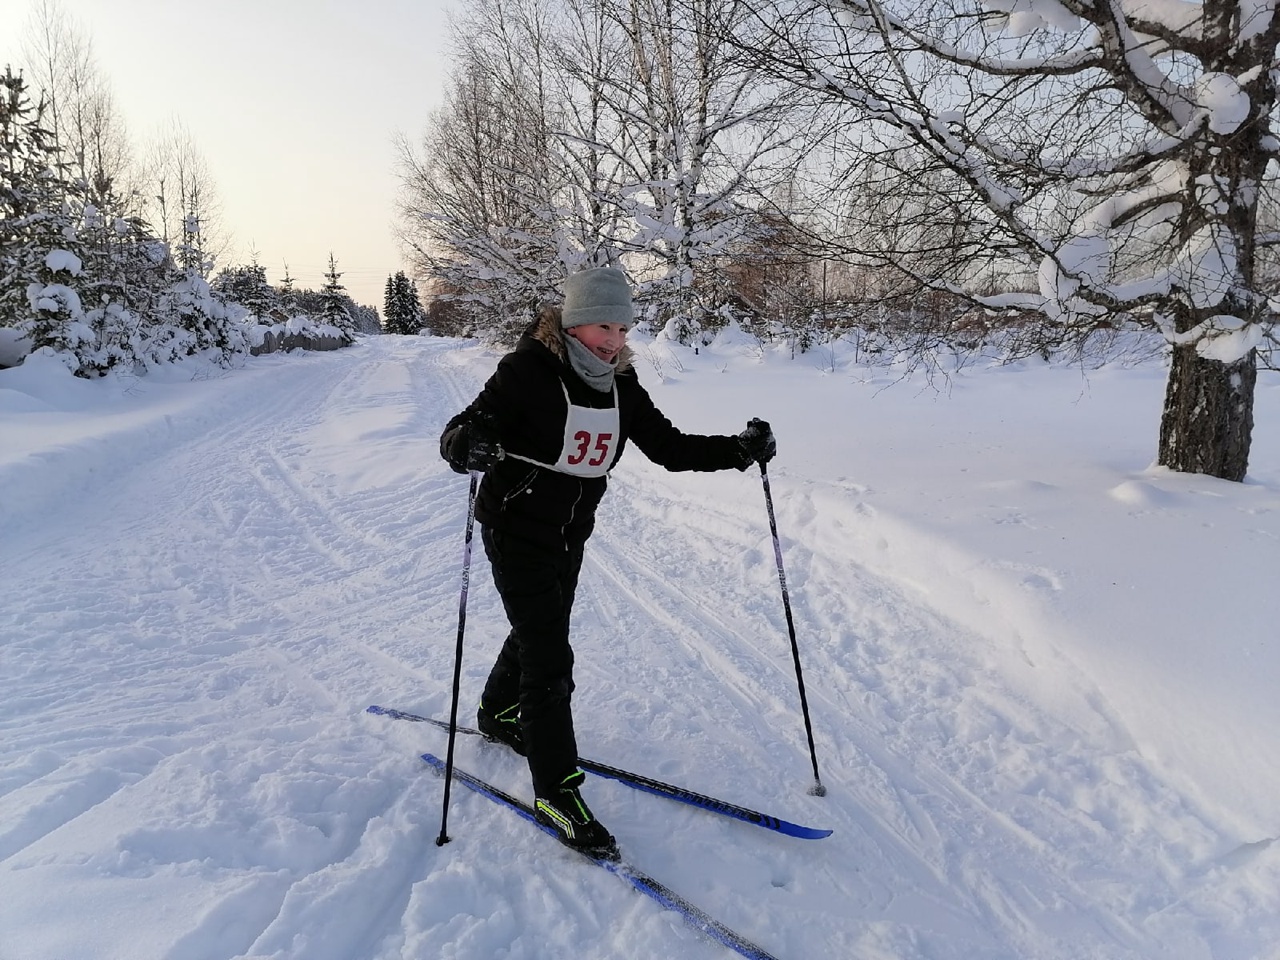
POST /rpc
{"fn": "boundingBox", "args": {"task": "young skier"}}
[440,266,776,857]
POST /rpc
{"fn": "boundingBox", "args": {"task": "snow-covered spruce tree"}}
[137,211,244,364]
[736,0,1280,480]
[395,271,419,333]
[213,260,277,319]
[383,274,397,332]
[0,65,94,371]
[75,204,163,373]
[382,271,405,334]
[382,270,422,334]
[319,253,357,342]
[275,261,297,314]
[157,263,244,363]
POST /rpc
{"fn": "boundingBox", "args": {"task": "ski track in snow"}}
[2,336,1275,960]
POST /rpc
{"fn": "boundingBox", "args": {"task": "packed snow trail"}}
[2,335,1275,960]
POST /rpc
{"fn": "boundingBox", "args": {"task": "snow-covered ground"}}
[2,331,1277,960]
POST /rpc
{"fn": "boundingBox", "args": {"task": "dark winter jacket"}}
[440,310,751,550]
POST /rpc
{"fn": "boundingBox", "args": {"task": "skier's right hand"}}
[442,416,504,474]
[465,419,504,472]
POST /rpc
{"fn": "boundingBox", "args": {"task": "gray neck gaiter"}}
[564,333,617,392]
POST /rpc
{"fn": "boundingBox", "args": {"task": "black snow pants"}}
[479,526,584,798]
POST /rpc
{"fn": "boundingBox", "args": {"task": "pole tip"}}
[435,834,451,847]
[808,782,827,797]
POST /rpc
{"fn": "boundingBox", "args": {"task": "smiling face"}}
[566,321,629,364]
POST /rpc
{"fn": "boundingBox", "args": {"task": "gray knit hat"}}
[561,267,634,329]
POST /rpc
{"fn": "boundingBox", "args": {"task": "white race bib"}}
[509,383,620,478]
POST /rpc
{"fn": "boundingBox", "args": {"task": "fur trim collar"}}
[530,307,633,372]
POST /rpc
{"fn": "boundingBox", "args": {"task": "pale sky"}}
[0,0,455,308]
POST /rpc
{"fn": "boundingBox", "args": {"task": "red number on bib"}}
[588,433,613,467]
[567,430,592,465]
[567,431,613,467]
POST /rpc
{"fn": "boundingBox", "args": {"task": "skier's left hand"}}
[738,418,776,467]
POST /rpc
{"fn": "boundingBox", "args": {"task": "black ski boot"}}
[476,700,525,755]
[535,770,618,860]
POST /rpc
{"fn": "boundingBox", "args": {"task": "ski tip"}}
[366,704,385,715]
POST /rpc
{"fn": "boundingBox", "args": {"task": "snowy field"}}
[2,331,1278,960]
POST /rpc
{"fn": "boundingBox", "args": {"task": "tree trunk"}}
[1157,344,1256,481]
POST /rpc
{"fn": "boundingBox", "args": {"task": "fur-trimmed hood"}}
[528,307,634,372]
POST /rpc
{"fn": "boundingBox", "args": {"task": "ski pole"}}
[437,469,480,845]
[758,460,826,797]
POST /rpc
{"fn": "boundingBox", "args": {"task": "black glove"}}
[441,423,466,474]
[465,418,504,471]
[738,418,776,466]
[442,416,504,473]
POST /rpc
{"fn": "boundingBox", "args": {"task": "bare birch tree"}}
[396,0,798,342]
[19,0,135,216]
[735,0,1280,480]
[140,119,228,276]
[396,0,567,340]
[592,0,800,336]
